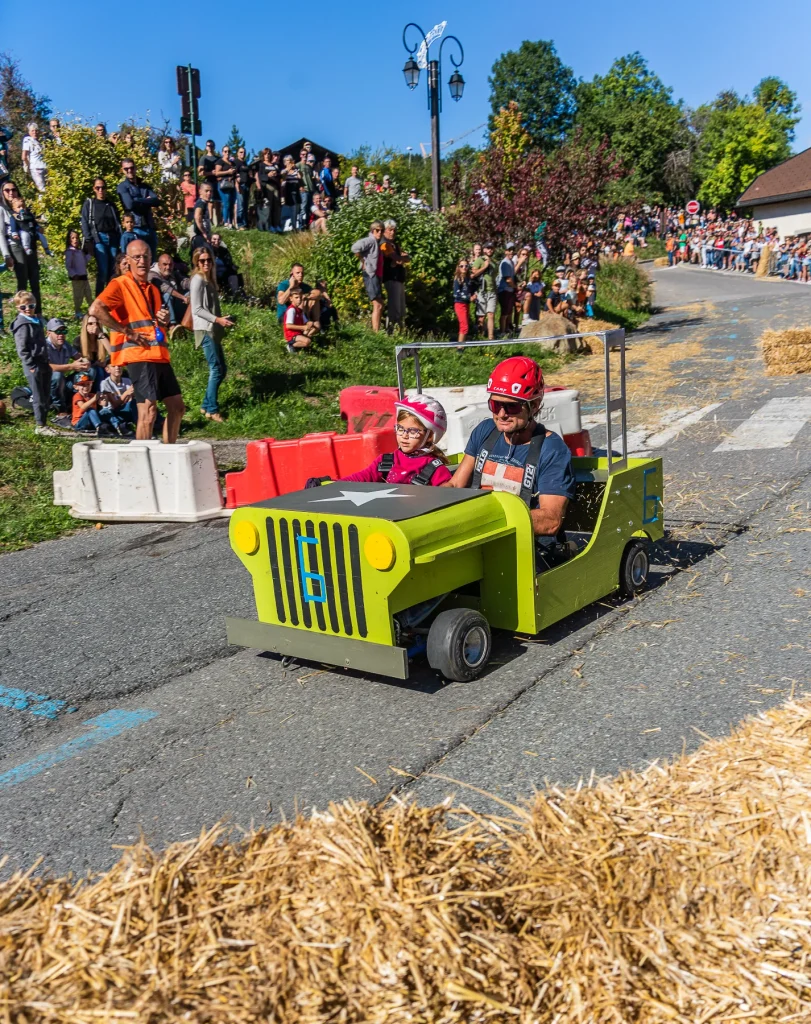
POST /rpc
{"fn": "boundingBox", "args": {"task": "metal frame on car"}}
[394,328,628,472]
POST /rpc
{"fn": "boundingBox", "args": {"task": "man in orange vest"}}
[89,239,185,442]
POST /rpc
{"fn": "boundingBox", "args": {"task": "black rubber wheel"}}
[427,608,492,682]
[619,540,650,597]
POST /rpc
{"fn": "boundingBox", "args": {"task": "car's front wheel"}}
[619,540,650,597]
[427,608,492,682]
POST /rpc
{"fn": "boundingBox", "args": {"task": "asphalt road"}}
[1,265,809,877]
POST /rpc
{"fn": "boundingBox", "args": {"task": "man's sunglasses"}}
[488,397,528,416]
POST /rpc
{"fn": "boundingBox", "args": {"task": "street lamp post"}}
[402,23,464,212]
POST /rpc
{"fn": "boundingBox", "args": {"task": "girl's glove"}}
[305,476,332,489]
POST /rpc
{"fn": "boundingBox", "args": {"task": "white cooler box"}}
[406,385,582,457]
[53,440,227,522]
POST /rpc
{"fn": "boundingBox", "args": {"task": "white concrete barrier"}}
[53,440,227,522]
[406,385,582,456]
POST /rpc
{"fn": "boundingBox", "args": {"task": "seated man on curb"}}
[277,262,322,328]
[46,317,89,412]
[444,355,576,569]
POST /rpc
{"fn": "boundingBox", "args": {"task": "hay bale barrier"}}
[3,700,811,1022]
[762,326,811,376]
[652,256,669,267]
[574,317,619,355]
[519,312,579,351]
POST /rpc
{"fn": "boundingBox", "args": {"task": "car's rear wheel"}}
[619,540,650,597]
[427,609,492,682]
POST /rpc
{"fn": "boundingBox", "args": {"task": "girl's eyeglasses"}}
[488,397,527,417]
[19,303,36,310]
[395,424,425,439]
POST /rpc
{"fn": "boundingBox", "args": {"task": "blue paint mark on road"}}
[732,306,739,311]
[729,334,737,339]
[0,685,76,720]
[726,356,735,361]
[0,710,158,790]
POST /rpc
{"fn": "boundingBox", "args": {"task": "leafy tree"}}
[311,192,464,333]
[448,131,623,259]
[752,76,800,139]
[488,40,576,152]
[41,122,164,254]
[697,102,791,210]
[489,102,531,183]
[0,53,51,179]
[574,53,686,203]
[225,124,247,157]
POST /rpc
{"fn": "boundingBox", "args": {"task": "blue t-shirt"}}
[464,419,576,506]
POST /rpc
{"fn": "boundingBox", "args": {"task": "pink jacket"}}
[342,448,452,486]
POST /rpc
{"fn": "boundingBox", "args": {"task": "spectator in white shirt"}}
[21,123,47,192]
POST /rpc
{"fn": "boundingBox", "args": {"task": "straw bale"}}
[762,325,811,376]
[519,313,581,352]
[652,256,669,267]
[756,243,772,277]
[4,698,811,1022]
[574,318,620,355]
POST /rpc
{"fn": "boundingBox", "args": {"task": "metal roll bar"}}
[394,328,628,473]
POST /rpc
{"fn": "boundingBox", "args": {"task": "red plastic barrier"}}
[564,429,593,458]
[225,429,396,508]
[339,385,399,434]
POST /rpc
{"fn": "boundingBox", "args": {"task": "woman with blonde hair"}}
[79,313,110,380]
[190,247,234,423]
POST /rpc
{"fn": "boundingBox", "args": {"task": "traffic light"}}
[176,66,201,136]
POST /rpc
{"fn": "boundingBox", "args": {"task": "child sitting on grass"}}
[72,374,113,436]
[282,288,320,353]
[306,396,452,488]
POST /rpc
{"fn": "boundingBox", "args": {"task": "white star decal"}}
[312,487,414,507]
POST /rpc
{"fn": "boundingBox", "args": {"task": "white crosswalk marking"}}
[714,397,811,452]
[584,404,722,456]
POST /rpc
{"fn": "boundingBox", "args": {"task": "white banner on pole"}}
[417,21,446,69]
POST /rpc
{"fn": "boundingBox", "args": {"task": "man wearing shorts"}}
[471,241,497,340]
[351,220,385,332]
[90,239,185,442]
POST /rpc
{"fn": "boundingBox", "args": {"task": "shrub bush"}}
[596,259,652,312]
[40,122,163,255]
[311,194,464,335]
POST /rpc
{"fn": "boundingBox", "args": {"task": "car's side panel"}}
[533,457,664,632]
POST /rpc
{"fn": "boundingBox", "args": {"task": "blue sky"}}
[4,0,811,159]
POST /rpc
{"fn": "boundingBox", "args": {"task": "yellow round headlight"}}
[364,532,396,571]
[233,520,260,555]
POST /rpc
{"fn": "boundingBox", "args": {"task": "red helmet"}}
[486,356,544,402]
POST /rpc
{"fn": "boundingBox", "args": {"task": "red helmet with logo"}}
[394,394,447,442]
[486,356,544,402]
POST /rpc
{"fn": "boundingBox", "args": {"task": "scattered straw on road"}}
[762,326,811,376]
[3,697,811,1022]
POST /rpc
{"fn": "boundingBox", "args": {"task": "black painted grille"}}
[265,516,367,638]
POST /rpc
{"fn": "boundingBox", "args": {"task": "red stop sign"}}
[686,200,700,215]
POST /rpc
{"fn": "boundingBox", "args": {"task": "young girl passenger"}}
[306,396,453,488]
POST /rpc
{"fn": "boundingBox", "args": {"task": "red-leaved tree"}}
[448,131,625,259]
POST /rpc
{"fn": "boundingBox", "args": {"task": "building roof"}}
[737,147,811,208]
[275,138,340,166]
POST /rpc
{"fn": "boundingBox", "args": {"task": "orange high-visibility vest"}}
[99,273,171,365]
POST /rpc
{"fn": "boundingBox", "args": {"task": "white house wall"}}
[751,198,811,239]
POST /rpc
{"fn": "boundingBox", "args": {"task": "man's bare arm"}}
[442,453,475,488]
[530,495,569,536]
[88,298,126,336]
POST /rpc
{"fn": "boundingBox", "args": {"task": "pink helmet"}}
[394,394,447,443]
